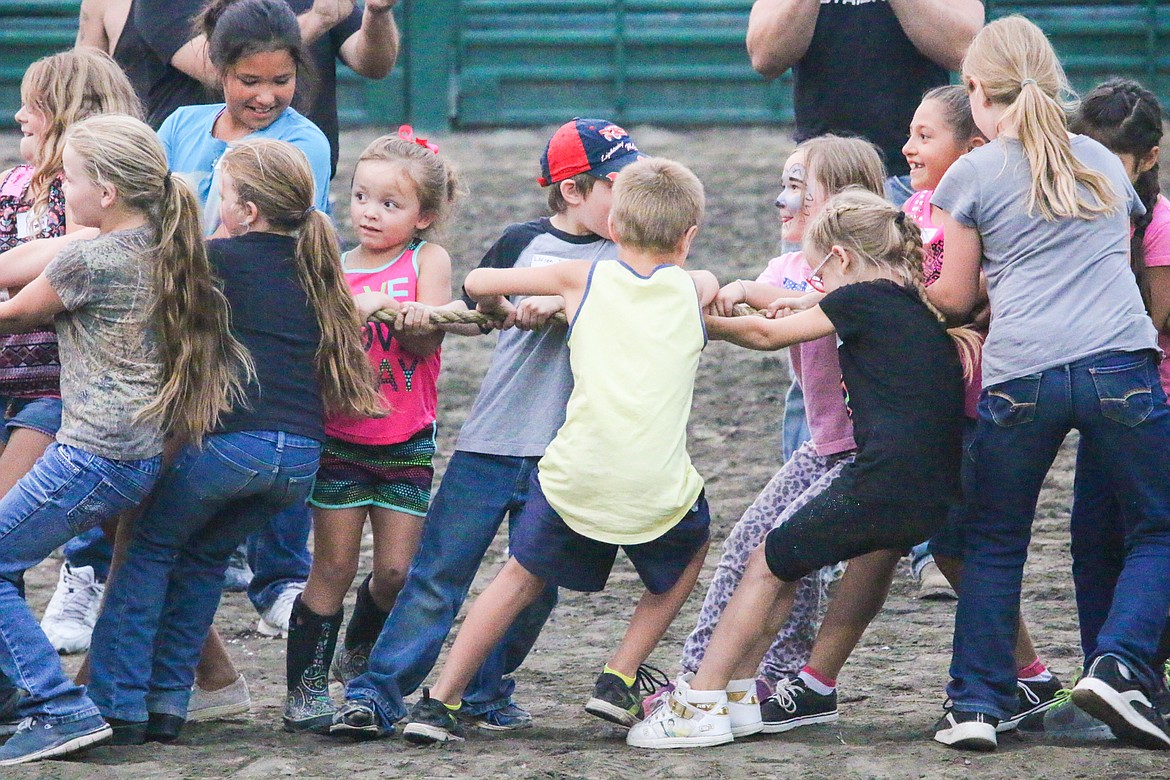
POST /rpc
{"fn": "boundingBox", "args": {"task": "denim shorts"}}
[0,396,62,443]
[510,469,710,595]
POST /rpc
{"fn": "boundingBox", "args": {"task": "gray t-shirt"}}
[932,136,1157,387]
[456,218,619,457]
[46,226,164,460]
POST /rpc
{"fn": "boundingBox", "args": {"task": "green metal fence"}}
[0,0,1166,131]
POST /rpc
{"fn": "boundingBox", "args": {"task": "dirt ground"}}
[3,125,1170,779]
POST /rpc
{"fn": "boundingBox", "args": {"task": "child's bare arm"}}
[464,259,592,321]
[689,270,720,309]
[711,278,809,316]
[0,274,66,333]
[0,231,99,290]
[705,305,835,351]
[392,242,452,356]
[927,209,982,320]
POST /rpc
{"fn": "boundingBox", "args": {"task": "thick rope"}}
[368,302,762,329]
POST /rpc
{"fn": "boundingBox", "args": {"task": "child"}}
[903,85,1063,731]
[1020,78,1170,739]
[0,113,248,765]
[0,49,140,657]
[656,136,883,730]
[628,188,969,749]
[158,0,328,645]
[158,0,331,235]
[327,118,644,738]
[87,137,381,745]
[282,130,456,733]
[398,157,717,744]
[927,16,1170,752]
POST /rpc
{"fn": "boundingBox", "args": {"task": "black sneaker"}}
[1071,654,1170,750]
[402,689,466,744]
[584,664,670,728]
[328,699,387,739]
[933,709,999,751]
[759,677,838,733]
[998,674,1064,732]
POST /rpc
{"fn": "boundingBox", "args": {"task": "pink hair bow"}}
[399,125,439,154]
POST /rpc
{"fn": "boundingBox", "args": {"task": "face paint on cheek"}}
[775,163,807,213]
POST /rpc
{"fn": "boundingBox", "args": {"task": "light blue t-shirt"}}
[932,135,1157,387]
[157,104,331,235]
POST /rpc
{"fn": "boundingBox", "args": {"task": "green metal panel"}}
[0,1,79,123]
[986,1,1169,100]
[453,0,792,126]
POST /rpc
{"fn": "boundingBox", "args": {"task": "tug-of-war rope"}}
[368,302,761,328]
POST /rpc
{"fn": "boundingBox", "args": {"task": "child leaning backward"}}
[399,157,718,744]
[327,119,649,737]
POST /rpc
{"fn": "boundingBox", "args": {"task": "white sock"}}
[798,669,836,696]
[1019,670,1054,683]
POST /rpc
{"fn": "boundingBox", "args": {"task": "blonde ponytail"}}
[963,16,1117,221]
[64,115,253,445]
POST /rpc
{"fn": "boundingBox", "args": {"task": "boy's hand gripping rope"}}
[367,303,761,329]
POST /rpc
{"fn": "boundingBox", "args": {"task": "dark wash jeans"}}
[948,350,1170,719]
[89,431,320,721]
[347,451,559,728]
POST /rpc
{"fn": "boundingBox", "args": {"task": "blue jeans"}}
[88,431,320,721]
[246,500,313,613]
[347,451,559,728]
[0,443,159,723]
[948,350,1170,718]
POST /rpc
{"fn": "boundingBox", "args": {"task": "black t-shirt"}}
[209,232,325,441]
[818,279,963,504]
[120,0,361,174]
[792,0,949,177]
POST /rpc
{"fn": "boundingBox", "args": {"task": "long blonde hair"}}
[221,138,383,418]
[962,16,1117,221]
[64,115,253,444]
[805,189,983,381]
[21,48,142,220]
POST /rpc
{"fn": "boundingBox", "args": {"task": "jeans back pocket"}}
[1090,358,1154,427]
[984,374,1042,427]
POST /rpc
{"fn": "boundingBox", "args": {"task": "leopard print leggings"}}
[679,440,855,687]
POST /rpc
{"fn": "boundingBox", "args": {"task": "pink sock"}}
[798,665,836,694]
[1017,658,1052,682]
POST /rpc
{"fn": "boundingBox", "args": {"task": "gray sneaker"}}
[0,714,111,766]
[188,675,251,722]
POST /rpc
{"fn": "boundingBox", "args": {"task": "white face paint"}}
[775,151,810,245]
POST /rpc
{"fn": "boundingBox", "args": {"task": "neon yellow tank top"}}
[538,259,706,545]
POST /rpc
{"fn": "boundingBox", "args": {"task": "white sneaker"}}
[40,563,104,655]
[627,682,733,749]
[256,581,305,638]
[188,675,251,722]
[726,677,763,737]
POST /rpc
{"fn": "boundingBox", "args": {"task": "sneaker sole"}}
[760,711,838,734]
[0,724,112,766]
[468,718,533,732]
[917,587,958,601]
[187,700,251,722]
[933,720,997,751]
[1071,679,1170,750]
[626,730,734,749]
[584,697,640,728]
[282,714,334,734]
[402,723,464,744]
[256,619,287,639]
[731,721,764,738]
[328,721,385,739]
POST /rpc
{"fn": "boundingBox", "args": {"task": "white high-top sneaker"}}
[40,563,103,655]
[627,676,733,749]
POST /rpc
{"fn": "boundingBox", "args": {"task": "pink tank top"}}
[906,189,982,418]
[325,239,441,445]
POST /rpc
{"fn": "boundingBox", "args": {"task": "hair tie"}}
[1020,78,1037,88]
[302,205,316,219]
[398,124,439,154]
[894,211,906,226]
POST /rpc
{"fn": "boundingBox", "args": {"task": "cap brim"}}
[588,151,648,182]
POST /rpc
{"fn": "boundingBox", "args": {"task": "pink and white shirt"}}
[1139,194,1170,394]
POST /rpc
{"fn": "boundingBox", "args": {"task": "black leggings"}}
[764,482,948,582]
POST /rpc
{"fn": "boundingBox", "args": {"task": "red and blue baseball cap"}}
[538,118,646,186]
